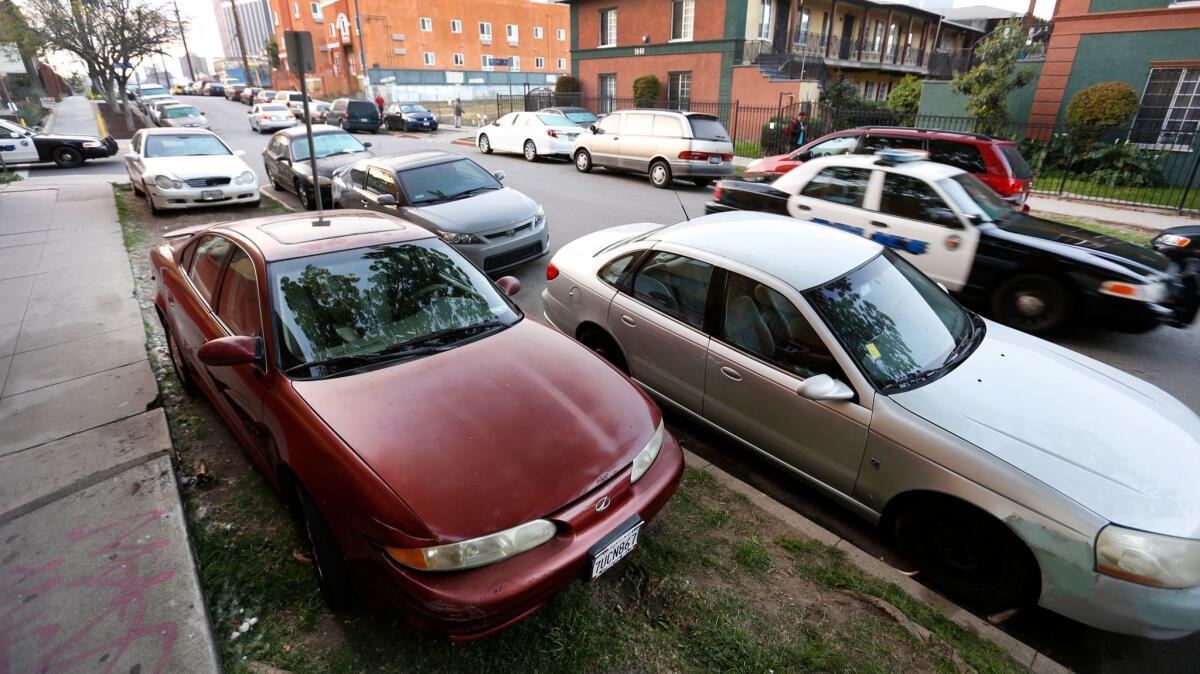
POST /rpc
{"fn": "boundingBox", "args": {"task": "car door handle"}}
[794,203,811,211]
[720,366,742,381]
[620,315,636,327]
[870,220,890,228]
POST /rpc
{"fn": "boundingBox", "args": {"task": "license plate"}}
[708,156,721,164]
[588,515,642,581]
[422,120,430,126]
[200,189,223,200]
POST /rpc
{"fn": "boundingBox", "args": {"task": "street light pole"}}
[173,1,196,82]
[229,0,256,86]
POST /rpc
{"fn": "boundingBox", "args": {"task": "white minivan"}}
[571,109,734,188]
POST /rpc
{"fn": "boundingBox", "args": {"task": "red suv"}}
[744,126,1034,205]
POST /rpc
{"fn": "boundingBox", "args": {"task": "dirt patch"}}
[96,101,144,139]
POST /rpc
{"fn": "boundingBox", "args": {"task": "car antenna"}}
[672,185,691,222]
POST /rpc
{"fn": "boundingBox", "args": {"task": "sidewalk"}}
[1028,194,1199,230]
[0,176,219,669]
[46,95,104,138]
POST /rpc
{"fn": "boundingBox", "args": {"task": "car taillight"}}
[547,129,559,138]
[546,261,559,281]
[713,183,723,200]
[680,151,732,161]
[259,114,271,120]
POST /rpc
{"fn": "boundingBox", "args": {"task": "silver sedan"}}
[541,211,1200,639]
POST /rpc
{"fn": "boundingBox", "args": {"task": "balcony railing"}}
[745,33,979,80]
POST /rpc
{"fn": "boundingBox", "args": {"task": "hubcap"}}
[1015,293,1046,317]
[480,137,489,151]
[525,143,535,159]
[652,166,666,183]
[577,154,587,169]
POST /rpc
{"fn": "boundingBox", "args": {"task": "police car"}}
[706,150,1199,334]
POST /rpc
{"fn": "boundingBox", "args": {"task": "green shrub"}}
[820,76,861,110]
[759,115,792,156]
[887,75,922,117]
[632,75,661,107]
[1065,81,1139,133]
[554,75,580,93]
[1020,133,1165,187]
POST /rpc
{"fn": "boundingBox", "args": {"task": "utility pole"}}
[353,0,367,96]
[159,52,172,89]
[228,0,256,86]
[173,1,196,82]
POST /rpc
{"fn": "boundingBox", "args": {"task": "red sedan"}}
[151,211,683,639]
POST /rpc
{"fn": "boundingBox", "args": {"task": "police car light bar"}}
[875,149,930,163]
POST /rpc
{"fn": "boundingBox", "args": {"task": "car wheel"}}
[51,146,84,169]
[270,169,285,191]
[693,178,713,188]
[578,327,629,375]
[145,188,160,214]
[523,140,538,162]
[893,497,1039,613]
[478,134,492,154]
[574,149,593,173]
[296,179,315,210]
[162,320,197,393]
[295,485,355,610]
[649,160,672,189]
[131,180,144,197]
[991,274,1073,335]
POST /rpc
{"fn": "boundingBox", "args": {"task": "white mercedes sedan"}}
[541,211,1200,639]
[125,128,260,212]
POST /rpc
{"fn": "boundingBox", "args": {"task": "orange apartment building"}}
[270,0,571,101]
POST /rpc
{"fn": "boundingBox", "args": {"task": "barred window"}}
[1131,68,1200,149]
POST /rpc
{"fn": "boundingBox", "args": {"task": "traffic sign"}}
[114,62,132,70]
[284,31,316,75]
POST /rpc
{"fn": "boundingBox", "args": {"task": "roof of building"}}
[652,212,882,291]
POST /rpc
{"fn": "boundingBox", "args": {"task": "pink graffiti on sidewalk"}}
[0,509,180,674]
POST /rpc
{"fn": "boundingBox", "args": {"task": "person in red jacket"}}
[374,94,385,113]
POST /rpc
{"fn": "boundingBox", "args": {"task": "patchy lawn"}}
[1033,173,1200,214]
[1032,210,1156,247]
[114,183,1024,674]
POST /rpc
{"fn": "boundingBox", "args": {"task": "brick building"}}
[270,0,571,101]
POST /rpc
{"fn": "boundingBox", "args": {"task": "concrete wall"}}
[918,60,1043,120]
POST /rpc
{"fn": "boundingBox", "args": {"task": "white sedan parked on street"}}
[542,211,1200,639]
[125,128,260,212]
[248,103,297,134]
[476,111,583,161]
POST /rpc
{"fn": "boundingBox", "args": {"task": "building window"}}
[599,9,617,47]
[864,81,875,100]
[419,17,432,32]
[292,1,299,19]
[794,8,811,45]
[1132,67,1200,149]
[482,54,494,71]
[423,52,435,66]
[450,19,462,33]
[506,24,519,44]
[535,57,545,69]
[671,0,694,41]
[510,55,520,72]
[668,72,691,108]
[758,0,772,40]
[557,28,566,41]
[557,57,566,70]
[534,26,544,39]
[453,53,465,66]
[599,74,617,113]
[309,1,319,18]
[479,22,492,44]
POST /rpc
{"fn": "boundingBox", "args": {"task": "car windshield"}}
[270,240,520,378]
[397,159,500,205]
[288,94,307,102]
[291,132,366,161]
[163,107,200,118]
[144,134,230,157]
[260,104,288,112]
[939,174,1013,223]
[400,104,428,113]
[564,111,598,123]
[805,252,979,392]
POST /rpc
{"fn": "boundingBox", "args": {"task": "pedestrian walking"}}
[374,94,385,114]
[785,112,808,151]
[453,98,464,128]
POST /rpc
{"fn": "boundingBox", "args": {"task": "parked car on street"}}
[572,109,734,188]
[254,89,278,105]
[273,90,314,116]
[138,93,174,115]
[325,98,381,133]
[476,111,581,161]
[124,128,259,212]
[305,101,331,123]
[248,103,297,134]
[1152,225,1200,263]
[240,87,262,105]
[538,106,599,127]
[543,210,1200,640]
[149,210,683,638]
[707,151,1199,334]
[131,84,168,104]
[331,151,548,273]
[263,125,373,209]
[224,83,247,101]
[157,103,209,129]
[744,126,1034,206]
[201,82,225,97]
[383,102,439,132]
[171,84,187,96]
[0,117,118,168]
[146,98,182,125]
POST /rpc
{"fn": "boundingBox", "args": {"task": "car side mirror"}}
[492,120,500,126]
[363,142,373,148]
[198,335,260,367]
[590,124,601,134]
[32,125,43,133]
[377,194,397,206]
[797,374,854,401]
[496,276,521,296]
[234,149,245,157]
[493,170,506,181]
[124,152,140,161]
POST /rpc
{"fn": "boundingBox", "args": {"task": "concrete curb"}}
[681,449,1070,673]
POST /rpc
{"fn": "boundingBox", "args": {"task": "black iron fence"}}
[496,93,1200,214]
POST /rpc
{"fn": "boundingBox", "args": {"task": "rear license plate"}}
[200,189,223,200]
[708,156,721,164]
[588,515,642,581]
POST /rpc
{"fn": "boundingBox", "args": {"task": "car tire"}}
[162,320,197,393]
[478,134,492,154]
[893,497,1039,613]
[693,178,713,188]
[270,169,285,191]
[649,160,672,189]
[523,140,538,162]
[296,178,316,210]
[574,149,593,173]
[131,180,145,197]
[51,146,84,169]
[991,273,1074,335]
[295,485,356,611]
[145,189,161,215]
[578,327,629,375]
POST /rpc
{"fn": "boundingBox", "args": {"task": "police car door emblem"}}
[945,235,962,251]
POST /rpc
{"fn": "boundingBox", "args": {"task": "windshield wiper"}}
[284,345,449,377]
[439,186,499,202]
[384,320,508,351]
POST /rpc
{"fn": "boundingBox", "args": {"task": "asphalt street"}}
[26,96,1200,673]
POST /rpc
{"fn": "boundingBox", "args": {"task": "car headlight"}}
[1099,280,1168,304]
[234,170,255,185]
[431,114,438,122]
[1156,234,1192,248]
[385,519,556,571]
[630,420,665,484]
[435,230,484,244]
[534,204,545,227]
[81,140,102,148]
[153,175,183,189]
[1096,524,1200,588]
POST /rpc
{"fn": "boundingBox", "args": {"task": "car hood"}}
[408,187,537,233]
[991,213,1172,276]
[142,154,251,178]
[290,319,659,540]
[292,151,372,178]
[891,321,1200,538]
